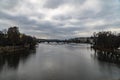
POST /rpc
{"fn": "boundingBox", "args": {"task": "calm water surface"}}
[0,43,120,80]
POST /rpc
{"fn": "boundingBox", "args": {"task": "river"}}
[0,43,120,80]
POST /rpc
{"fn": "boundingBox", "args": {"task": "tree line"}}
[0,26,37,46]
[93,31,120,50]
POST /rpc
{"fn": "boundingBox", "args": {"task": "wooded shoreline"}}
[0,45,30,54]
[0,26,37,55]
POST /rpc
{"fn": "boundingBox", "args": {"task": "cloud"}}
[0,0,19,10]
[0,0,120,39]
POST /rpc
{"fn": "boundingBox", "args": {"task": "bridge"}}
[38,39,71,44]
[38,38,94,44]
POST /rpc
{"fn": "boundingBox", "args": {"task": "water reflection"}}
[0,47,36,71]
[0,44,120,80]
[93,49,120,64]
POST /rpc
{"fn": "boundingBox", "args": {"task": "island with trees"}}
[92,31,120,64]
[92,31,120,50]
[0,26,37,54]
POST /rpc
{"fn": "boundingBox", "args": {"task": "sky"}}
[0,0,120,39]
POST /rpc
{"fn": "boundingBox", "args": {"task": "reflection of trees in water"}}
[0,47,36,71]
[94,49,120,64]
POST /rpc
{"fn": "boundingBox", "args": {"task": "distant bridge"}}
[38,38,93,44]
[38,39,70,43]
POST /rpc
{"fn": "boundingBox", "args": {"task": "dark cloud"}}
[52,15,72,21]
[94,22,120,30]
[0,0,20,11]
[44,0,64,9]
[0,11,37,26]
[43,0,86,9]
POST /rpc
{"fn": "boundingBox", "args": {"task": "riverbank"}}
[92,45,120,65]
[0,45,30,55]
[91,45,120,52]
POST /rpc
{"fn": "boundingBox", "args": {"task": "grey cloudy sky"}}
[0,0,120,39]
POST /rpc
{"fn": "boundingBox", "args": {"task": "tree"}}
[0,26,37,47]
[93,31,119,49]
[0,31,5,46]
[7,26,20,45]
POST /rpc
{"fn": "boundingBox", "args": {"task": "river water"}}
[0,43,120,80]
